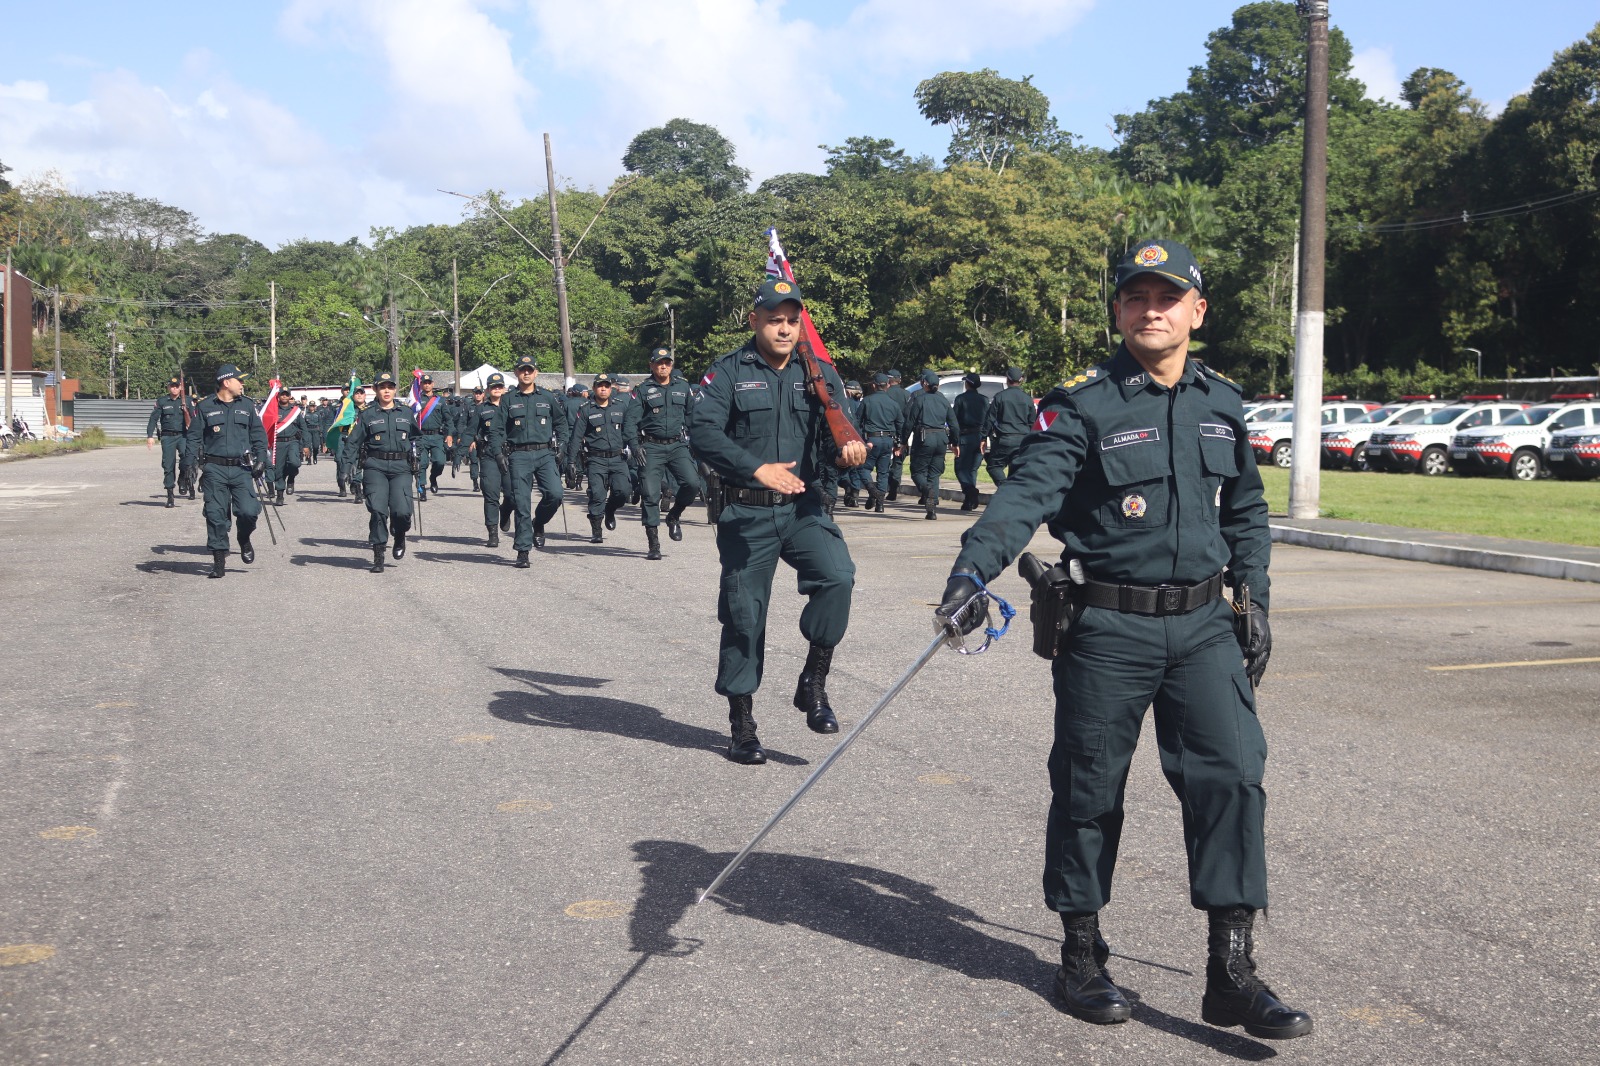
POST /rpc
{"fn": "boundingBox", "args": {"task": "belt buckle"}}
[1156,585,1184,615]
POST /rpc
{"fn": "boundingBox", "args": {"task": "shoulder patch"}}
[1199,364,1244,394]
[1059,364,1110,394]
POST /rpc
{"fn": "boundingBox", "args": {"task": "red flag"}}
[258,379,281,464]
[765,229,834,365]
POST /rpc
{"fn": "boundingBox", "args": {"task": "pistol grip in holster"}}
[1018,551,1082,661]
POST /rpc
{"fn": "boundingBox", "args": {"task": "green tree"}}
[914,69,1052,173]
[622,119,750,200]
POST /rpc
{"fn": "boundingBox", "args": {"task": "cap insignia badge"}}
[1135,245,1168,266]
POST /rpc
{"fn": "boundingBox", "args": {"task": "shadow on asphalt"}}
[414,550,509,565]
[149,544,212,555]
[120,499,175,507]
[134,560,215,576]
[288,554,376,570]
[623,840,1275,1060]
[487,668,807,767]
[295,537,370,549]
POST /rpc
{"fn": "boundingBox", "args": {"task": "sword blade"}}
[696,632,947,905]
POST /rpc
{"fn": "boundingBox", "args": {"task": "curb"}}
[1269,524,1600,584]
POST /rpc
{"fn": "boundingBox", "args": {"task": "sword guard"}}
[936,582,1015,655]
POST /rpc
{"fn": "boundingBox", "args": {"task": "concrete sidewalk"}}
[938,486,1600,583]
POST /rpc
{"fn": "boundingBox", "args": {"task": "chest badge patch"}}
[1122,493,1148,519]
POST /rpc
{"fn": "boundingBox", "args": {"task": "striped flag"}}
[410,369,439,428]
[765,228,834,365]
[258,379,281,464]
[325,372,360,452]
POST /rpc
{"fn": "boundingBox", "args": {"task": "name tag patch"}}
[1101,427,1160,451]
[736,381,768,391]
[1200,423,1235,441]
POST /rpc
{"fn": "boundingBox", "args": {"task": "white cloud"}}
[839,0,1094,69]
[1352,45,1405,105]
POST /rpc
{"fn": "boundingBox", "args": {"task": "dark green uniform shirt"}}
[952,347,1272,609]
[631,374,694,439]
[502,386,570,450]
[273,405,312,448]
[415,394,449,436]
[982,384,1035,439]
[473,400,506,455]
[954,390,989,434]
[344,403,420,457]
[187,393,268,460]
[859,390,904,437]
[147,395,191,436]
[566,397,636,465]
[903,389,957,445]
[689,342,849,489]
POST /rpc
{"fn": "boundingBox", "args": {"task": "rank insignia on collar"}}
[1122,493,1148,519]
[1124,373,1147,386]
[1086,368,1098,377]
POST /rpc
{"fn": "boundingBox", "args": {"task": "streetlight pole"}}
[1462,347,1483,379]
[452,258,461,389]
[663,301,675,357]
[545,133,576,386]
[1288,0,1329,520]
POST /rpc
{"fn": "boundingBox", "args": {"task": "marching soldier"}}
[502,355,570,567]
[857,372,903,512]
[884,369,910,500]
[566,373,636,546]
[562,384,588,490]
[472,374,514,549]
[688,277,866,764]
[952,372,989,511]
[412,374,450,499]
[935,240,1308,1039]
[981,365,1035,487]
[343,371,419,574]
[903,370,958,520]
[185,364,267,579]
[460,387,485,490]
[146,376,195,507]
[631,347,698,560]
[268,389,312,504]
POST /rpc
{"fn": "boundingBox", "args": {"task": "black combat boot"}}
[515,550,530,569]
[589,516,604,544]
[237,523,255,565]
[843,487,858,508]
[1201,908,1313,1039]
[370,545,385,574]
[184,475,196,499]
[645,526,662,560]
[1055,913,1131,1024]
[499,500,514,534]
[208,550,227,579]
[286,475,295,494]
[352,482,364,503]
[391,526,406,560]
[532,523,546,549]
[275,487,285,505]
[792,643,840,734]
[166,488,175,508]
[337,476,348,497]
[470,476,479,491]
[727,695,766,765]
[664,504,686,541]
[486,525,500,548]
[924,498,937,520]
[429,472,439,493]
[822,493,836,516]
[886,481,898,502]
[959,485,977,512]
[604,501,619,531]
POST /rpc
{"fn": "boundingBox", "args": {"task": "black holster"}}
[702,464,724,525]
[1018,551,1082,661]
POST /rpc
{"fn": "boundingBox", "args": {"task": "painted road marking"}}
[564,901,626,920]
[39,826,98,841]
[496,800,553,813]
[1428,656,1600,672]
[454,733,495,744]
[0,945,56,967]
[917,772,972,785]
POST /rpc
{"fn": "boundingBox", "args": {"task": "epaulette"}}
[1058,364,1110,394]
[1198,363,1244,394]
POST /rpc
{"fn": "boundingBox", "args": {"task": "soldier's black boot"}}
[370,545,385,574]
[924,497,937,520]
[822,493,836,516]
[843,487,858,508]
[664,504,686,541]
[793,643,840,734]
[1201,907,1313,1040]
[275,487,285,505]
[726,695,766,765]
[867,488,885,513]
[237,522,255,565]
[515,550,530,569]
[208,550,227,579]
[886,482,898,502]
[391,522,406,560]
[286,475,295,494]
[166,488,175,508]
[645,526,662,560]
[352,482,364,503]
[499,500,514,534]
[532,523,546,549]
[589,516,604,544]
[604,500,619,531]
[1054,914,1131,1025]
[337,475,348,497]
[486,524,500,548]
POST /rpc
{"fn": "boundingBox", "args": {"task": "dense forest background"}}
[3,3,1598,399]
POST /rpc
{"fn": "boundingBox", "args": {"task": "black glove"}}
[249,457,266,478]
[409,451,421,474]
[1235,604,1271,688]
[496,452,510,477]
[935,573,986,636]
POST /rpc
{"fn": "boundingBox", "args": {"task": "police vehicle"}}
[1320,398,1448,470]
[1365,396,1529,475]
[1449,395,1600,480]
[1245,398,1382,468]
[904,373,1011,403]
[1546,416,1600,480]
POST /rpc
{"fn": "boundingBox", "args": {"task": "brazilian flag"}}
[325,372,360,452]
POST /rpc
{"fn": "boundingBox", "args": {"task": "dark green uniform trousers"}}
[713,500,855,697]
[158,434,193,490]
[414,433,446,493]
[480,453,510,529]
[361,459,413,546]
[271,444,302,491]
[509,447,563,550]
[984,434,1024,487]
[864,436,896,495]
[584,454,631,517]
[909,431,950,501]
[334,437,363,491]
[1045,596,1268,916]
[954,432,982,489]
[640,440,698,526]
[199,462,260,550]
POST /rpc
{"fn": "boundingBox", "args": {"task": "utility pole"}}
[452,258,461,389]
[3,250,13,425]
[1289,0,1329,520]
[270,280,277,377]
[387,290,400,382]
[53,284,63,426]
[545,133,577,386]
[109,322,118,397]
[664,301,675,357]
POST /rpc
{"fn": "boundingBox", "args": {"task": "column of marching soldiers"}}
[147,354,1040,578]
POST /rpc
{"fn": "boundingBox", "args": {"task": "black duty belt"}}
[203,455,251,467]
[160,430,184,436]
[1073,572,1225,616]
[642,434,682,445]
[585,448,621,458]
[724,487,801,507]
[370,450,409,461]
[508,441,556,451]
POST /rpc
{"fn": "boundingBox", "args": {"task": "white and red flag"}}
[258,378,281,464]
[765,228,834,365]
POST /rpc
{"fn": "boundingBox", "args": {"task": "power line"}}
[1337,187,1600,236]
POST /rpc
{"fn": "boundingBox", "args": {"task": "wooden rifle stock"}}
[795,339,864,457]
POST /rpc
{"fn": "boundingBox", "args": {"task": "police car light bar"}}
[1322,394,1348,401]
[1399,394,1436,401]
[1550,393,1597,401]
[1460,394,1507,401]
[1252,394,1287,401]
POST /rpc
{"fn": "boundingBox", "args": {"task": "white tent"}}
[454,363,509,390]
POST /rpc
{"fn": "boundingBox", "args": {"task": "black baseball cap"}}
[649,347,673,363]
[514,355,537,371]
[1114,240,1204,295]
[753,276,804,311]
[215,364,245,382]
[372,371,398,386]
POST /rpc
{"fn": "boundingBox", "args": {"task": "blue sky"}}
[2,1,1595,247]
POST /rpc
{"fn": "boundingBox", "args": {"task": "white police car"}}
[1321,399,1447,470]
[1449,396,1600,480]
[1245,399,1382,468]
[1366,396,1529,475]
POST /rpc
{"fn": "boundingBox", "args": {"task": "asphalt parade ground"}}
[2,445,1597,1066]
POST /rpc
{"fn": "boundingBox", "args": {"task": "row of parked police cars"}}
[1242,392,1600,480]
